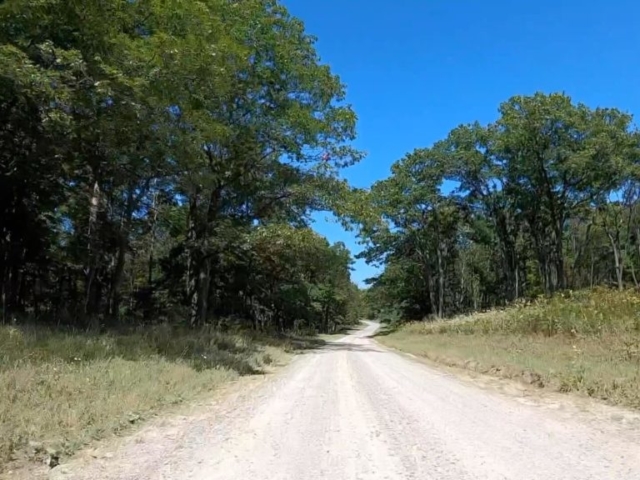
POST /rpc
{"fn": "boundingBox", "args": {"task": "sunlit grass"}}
[378,288,640,409]
[0,324,293,469]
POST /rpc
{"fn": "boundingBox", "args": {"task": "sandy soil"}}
[47,322,640,480]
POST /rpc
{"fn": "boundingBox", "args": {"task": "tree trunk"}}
[630,263,639,288]
[85,179,101,317]
[494,209,519,301]
[197,257,212,324]
[607,231,624,291]
[532,227,552,295]
[436,243,444,319]
[420,254,435,318]
[323,302,331,334]
[188,185,220,327]
[187,193,201,327]
[1,252,8,324]
[543,220,566,294]
[110,183,146,320]
[554,223,566,291]
[110,236,127,319]
[459,257,466,309]
[147,191,159,286]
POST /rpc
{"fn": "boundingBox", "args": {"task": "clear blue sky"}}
[283,0,640,287]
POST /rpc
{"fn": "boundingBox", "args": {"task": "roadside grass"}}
[377,288,640,409]
[0,323,310,470]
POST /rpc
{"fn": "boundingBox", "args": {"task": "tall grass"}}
[379,289,640,409]
[0,324,292,468]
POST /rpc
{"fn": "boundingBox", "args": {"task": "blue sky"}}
[283,0,640,286]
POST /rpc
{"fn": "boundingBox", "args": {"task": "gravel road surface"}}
[52,321,640,480]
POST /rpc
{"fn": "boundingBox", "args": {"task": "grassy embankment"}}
[378,289,640,409]
[0,323,322,470]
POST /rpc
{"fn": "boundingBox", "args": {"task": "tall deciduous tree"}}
[358,93,640,320]
[0,0,364,332]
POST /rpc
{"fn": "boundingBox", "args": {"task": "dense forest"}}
[0,0,363,333]
[3,1,640,333]
[361,93,640,321]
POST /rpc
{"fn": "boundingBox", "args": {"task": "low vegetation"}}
[0,323,316,469]
[378,289,640,409]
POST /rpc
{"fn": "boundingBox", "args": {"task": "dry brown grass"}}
[378,288,640,409]
[0,324,294,470]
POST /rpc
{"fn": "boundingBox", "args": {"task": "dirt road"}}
[52,322,640,479]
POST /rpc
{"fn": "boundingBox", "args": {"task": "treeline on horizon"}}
[361,92,640,321]
[3,1,638,333]
[0,0,363,333]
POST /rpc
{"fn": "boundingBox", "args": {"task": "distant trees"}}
[360,93,640,320]
[0,0,362,333]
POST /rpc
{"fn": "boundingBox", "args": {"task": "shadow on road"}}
[275,322,383,355]
[371,325,398,337]
[312,341,381,353]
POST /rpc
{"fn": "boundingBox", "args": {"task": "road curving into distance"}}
[53,321,640,480]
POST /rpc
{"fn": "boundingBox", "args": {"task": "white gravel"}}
[52,321,640,480]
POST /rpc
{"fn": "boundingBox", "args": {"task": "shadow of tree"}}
[310,342,382,354]
[1,323,265,376]
[372,323,400,337]
[2,321,378,378]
